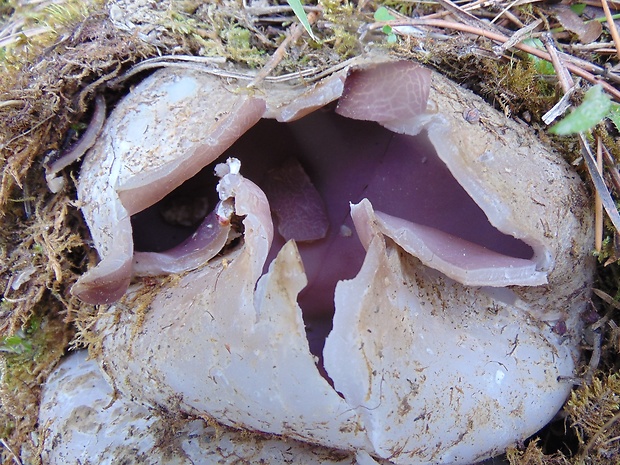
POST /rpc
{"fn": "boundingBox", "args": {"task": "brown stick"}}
[248,12,319,88]
[540,33,574,93]
[596,136,604,252]
[601,0,620,62]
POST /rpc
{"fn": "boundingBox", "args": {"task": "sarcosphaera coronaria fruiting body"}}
[42,56,593,465]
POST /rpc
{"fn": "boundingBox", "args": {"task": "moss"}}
[221,24,266,67]
[381,0,436,17]
[597,125,620,168]
[152,2,269,68]
[475,57,557,122]
[0,1,14,21]
[0,309,72,455]
[0,5,158,461]
[565,373,620,462]
[593,235,614,264]
[507,439,570,465]
[395,28,560,124]
[319,0,362,58]
[0,0,99,75]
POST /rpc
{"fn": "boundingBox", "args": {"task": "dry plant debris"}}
[0,0,620,463]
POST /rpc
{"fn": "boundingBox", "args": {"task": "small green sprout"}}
[0,329,33,355]
[374,7,397,44]
[570,3,587,14]
[550,85,614,135]
[608,103,620,133]
[286,0,317,41]
[522,38,556,76]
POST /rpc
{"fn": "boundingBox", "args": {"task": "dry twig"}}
[540,32,574,93]
[580,410,620,459]
[601,144,620,193]
[600,0,620,61]
[248,11,319,88]
[0,438,22,465]
[579,133,620,233]
[596,136,604,252]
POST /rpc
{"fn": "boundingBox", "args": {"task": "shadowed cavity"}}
[131,104,534,359]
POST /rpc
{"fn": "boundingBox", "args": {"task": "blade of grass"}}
[286,0,317,41]
[579,133,620,233]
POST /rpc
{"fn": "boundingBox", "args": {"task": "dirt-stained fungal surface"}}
[0,1,619,464]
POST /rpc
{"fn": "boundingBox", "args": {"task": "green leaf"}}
[374,6,395,22]
[376,7,397,43]
[570,3,587,15]
[522,38,555,76]
[609,103,620,133]
[550,85,612,135]
[286,0,317,41]
[0,331,33,355]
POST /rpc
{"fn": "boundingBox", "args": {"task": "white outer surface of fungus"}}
[49,57,594,465]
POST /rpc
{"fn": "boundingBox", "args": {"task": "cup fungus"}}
[54,56,593,464]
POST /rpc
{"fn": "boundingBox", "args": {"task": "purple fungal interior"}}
[131,64,534,358]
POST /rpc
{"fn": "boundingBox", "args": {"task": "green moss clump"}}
[221,24,266,67]
[319,0,362,58]
[478,58,557,121]
[506,439,570,465]
[155,4,267,68]
[0,311,72,457]
[565,373,620,462]
[0,0,99,75]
